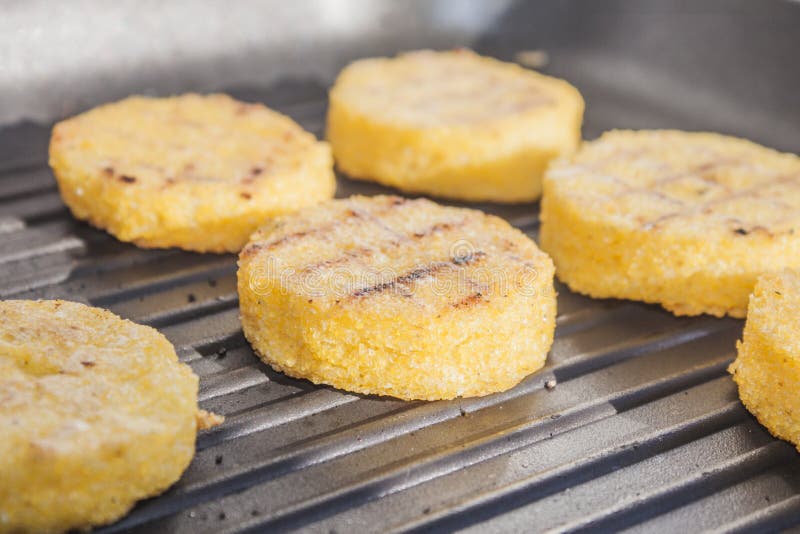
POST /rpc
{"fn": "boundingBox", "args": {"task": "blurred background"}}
[2,0,799,153]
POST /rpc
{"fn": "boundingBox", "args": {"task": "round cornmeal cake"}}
[326,49,584,203]
[540,129,800,318]
[730,270,800,451]
[49,93,335,253]
[237,195,556,400]
[0,300,220,533]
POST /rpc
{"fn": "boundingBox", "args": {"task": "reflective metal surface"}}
[2,1,800,532]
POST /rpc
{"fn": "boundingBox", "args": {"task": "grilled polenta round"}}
[540,130,800,318]
[730,270,800,451]
[0,300,219,533]
[238,195,556,400]
[326,49,584,203]
[49,93,335,253]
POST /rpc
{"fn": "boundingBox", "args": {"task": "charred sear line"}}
[412,220,465,239]
[453,250,486,265]
[263,209,361,251]
[101,166,137,184]
[452,253,471,266]
[352,265,444,297]
[453,291,485,308]
[641,172,800,231]
[244,203,407,258]
[240,229,313,257]
[733,225,774,237]
[351,251,486,298]
[302,256,350,271]
[241,165,266,184]
[355,208,408,242]
[301,247,374,273]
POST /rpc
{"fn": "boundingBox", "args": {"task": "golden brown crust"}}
[326,49,583,203]
[238,195,556,400]
[0,300,206,533]
[730,270,800,451]
[540,129,800,317]
[49,93,335,253]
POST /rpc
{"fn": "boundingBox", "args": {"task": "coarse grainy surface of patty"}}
[326,49,584,203]
[730,270,800,451]
[238,195,556,400]
[0,300,221,533]
[540,129,800,317]
[49,93,335,253]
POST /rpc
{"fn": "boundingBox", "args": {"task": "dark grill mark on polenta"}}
[453,250,485,265]
[352,265,444,297]
[453,291,484,308]
[301,247,374,273]
[638,172,800,232]
[306,256,350,271]
[100,166,137,184]
[242,200,414,259]
[264,230,312,249]
[240,230,313,257]
[412,220,465,238]
[732,225,774,238]
[351,251,486,298]
[242,166,266,185]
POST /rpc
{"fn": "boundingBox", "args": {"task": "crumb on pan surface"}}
[237,195,557,400]
[730,270,800,451]
[0,300,218,533]
[49,93,335,253]
[326,49,584,203]
[540,129,800,318]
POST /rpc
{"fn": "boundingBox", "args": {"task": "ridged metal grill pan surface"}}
[2,1,800,532]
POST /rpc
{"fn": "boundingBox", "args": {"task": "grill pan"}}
[2,1,800,532]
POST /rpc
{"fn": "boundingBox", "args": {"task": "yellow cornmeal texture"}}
[238,195,556,401]
[540,130,800,318]
[326,49,584,203]
[49,94,335,253]
[0,300,221,533]
[729,270,800,451]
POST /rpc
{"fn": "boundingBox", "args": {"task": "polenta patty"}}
[326,49,584,203]
[730,270,800,451]
[540,129,800,318]
[0,300,221,533]
[49,93,335,253]
[238,195,556,400]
